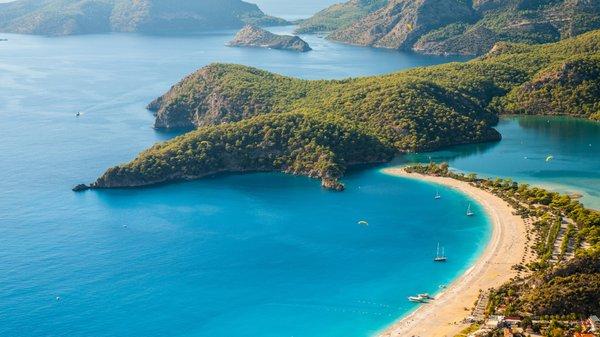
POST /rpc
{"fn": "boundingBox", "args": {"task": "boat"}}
[418,293,433,299]
[467,204,475,217]
[76,112,81,117]
[408,295,429,303]
[434,242,447,262]
[434,191,441,199]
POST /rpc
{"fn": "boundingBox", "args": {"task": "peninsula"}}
[78,30,600,192]
[0,0,288,36]
[228,25,312,52]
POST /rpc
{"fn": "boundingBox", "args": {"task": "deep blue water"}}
[0,28,482,337]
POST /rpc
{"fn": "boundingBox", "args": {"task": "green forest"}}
[93,30,600,190]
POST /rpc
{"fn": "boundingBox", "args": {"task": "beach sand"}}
[379,168,530,337]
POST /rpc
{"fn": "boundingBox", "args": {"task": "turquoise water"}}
[0,28,482,337]
[395,116,600,209]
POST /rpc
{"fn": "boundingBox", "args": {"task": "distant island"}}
[0,0,288,36]
[298,0,600,56]
[228,25,311,52]
[75,30,600,192]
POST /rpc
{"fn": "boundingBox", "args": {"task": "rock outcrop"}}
[228,25,312,52]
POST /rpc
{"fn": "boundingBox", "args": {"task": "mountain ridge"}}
[303,0,600,55]
[0,0,288,36]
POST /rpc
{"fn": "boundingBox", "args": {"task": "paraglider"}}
[357,220,369,227]
[545,155,554,162]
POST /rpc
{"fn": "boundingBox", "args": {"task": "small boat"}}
[439,284,447,289]
[76,112,81,117]
[466,204,475,217]
[357,220,369,226]
[434,191,441,200]
[418,293,433,299]
[408,295,428,303]
[434,242,447,262]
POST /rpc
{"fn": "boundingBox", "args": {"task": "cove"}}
[0,25,480,337]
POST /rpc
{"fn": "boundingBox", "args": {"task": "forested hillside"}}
[88,30,600,191]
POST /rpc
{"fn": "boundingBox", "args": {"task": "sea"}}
[0,1,598,336]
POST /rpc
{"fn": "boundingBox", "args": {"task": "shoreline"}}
[379,167,530,337]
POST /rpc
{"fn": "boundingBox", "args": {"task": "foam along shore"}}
[380,167,530,337]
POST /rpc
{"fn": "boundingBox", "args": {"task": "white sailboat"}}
[434,242,447,262]
[467,203,475,216]
[434,190,441,200]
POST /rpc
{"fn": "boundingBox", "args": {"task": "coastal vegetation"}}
[303,0,600,56]
[404,163,600,336]
[228,25,312,52]
[0,0,287,36]
[86,30,600,191]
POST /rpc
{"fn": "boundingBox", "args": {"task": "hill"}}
[295,0,388,34]
[316,0,600,55]
[0,0,288,36]
[84,30,600,191]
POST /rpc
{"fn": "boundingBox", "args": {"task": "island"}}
[300,0,600,56]
[74,30,600,192]
[0,0,288,36]
[227,25,312,52]
[382,163,600,337]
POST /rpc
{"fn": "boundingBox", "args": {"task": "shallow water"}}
[396,116,600,209]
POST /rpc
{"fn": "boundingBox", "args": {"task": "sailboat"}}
[434,242,447,262]
[434,191,441,200]
[467,204,475,216]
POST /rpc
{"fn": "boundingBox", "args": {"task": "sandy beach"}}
[379,168,530,337]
